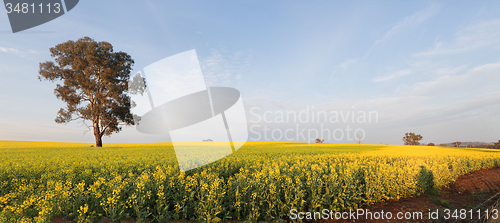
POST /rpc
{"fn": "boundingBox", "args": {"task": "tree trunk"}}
[94,132,102,147]
[93,121,103,147]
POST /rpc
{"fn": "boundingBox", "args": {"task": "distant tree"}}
[39,37,136,147]
[454,142,462,147]
[494,140,500,149]
[438,143,447,147]
[427,143,435,146]
[315,138,324,143]
[356,134,363,144]
[402,132,423,145]
[476,144,489,149]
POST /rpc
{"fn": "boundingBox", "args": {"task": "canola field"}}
[0,141,500,222]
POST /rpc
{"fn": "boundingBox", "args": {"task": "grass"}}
[432,198,454,209]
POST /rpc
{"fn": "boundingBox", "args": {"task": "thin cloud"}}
[200,48,251,86]
[0,46,36,57]
[0,47,22,56]
[408,61,500,96]
[372,69,412,82]
[339,59,357,71]
[328,58,357,85]
[374,4,440,45]
[414,19,500,57]
[361,4,440,76]
[427,64,468,76]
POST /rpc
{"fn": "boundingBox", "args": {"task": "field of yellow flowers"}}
[0,141,499,222]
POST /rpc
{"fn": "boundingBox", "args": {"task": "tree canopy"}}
[39,36,135,147]
[402,132,423,146]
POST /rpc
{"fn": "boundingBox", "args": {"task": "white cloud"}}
[427,64,468,76]
[339,59,357,71]
[372,69,412,82]
[414,19,500,57]
[328,58,357,85]
[250,59,500,144]
[407,61,500,96]
[374,61,500,127]
[374,4,440,45]
[363,4,441,83]
[470,60,500,73]
[0,46,37,57]
[200,48,251,86]
[0,47,21,54]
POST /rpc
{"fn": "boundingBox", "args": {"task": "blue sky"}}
[1,1,500,144]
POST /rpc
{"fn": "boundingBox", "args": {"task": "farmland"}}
[0,141,499,222]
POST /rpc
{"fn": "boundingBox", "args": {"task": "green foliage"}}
[432,198,453,209]
[416,166,438,195]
